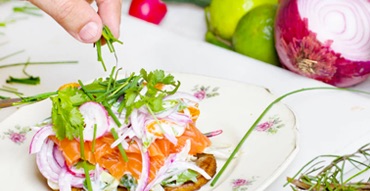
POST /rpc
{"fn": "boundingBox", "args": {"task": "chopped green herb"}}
[0,60,78,69]
[95,25,123,71]
[110,128,129,162]
[51,87,88,140]
[0,50,25,62]
[6,75,40,85]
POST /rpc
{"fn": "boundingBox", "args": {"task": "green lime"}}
[205,30,233,50]
[207,0,277,40]
[232,4,280,66]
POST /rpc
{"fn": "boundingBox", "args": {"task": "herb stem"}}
[0,49,25,61]
[110,128,129,162]
[0,60,78,69]
[78,126,93,191]
[211,87,370,186]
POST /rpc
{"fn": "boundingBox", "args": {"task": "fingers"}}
[29,0,103,43]
[96,0,122,38]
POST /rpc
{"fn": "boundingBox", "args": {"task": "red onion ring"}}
[275,0,370,87]
[29,125,55,154]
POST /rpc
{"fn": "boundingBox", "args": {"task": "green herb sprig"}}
[96,26,123,71]
[210,87,370,187]
[287,143,370,191]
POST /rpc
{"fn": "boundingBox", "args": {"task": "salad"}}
[28,69,217,191]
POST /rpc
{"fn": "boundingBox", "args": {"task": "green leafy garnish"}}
[51,87,89,140]
[96,26,123,71]
[120,174,138,190]
[287,143,370,191]
[162,169,198,186]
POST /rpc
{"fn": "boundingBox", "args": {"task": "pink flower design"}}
[2,125,31,145]
[9,132,26,144]
[194,90,206,100]
[256,121,274,132]
[232,179,249,188]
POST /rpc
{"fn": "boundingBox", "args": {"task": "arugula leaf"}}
[51,87,88,140]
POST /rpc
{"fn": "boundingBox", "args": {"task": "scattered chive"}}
[0,95,9,99]
[91,124,97,153]
[95,25,123,71]
[78,126,93,191]
[210,87,370,186]
[105,104,122,127]
[0,87,23,95]
[107,66,116,92]
[78,80,94,101]
[110,128,129,162]
[6,76,40,85]
[0,60,78,69]
[0,49,25,61]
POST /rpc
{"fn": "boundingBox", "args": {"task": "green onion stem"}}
[0,49,25,61]
[78,80,94,101]
[110,128,129,162]
[78,126,93,191]
[0,61,78,69]
[105,104,122,127]
[91,124,97,153]
[210,87,370,186]
[0,87,23,95]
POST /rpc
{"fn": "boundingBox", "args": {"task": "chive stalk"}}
[110,128,129,162]
[210,87,370,186]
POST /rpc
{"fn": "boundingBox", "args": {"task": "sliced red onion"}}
[29,125,55,154]
[110,127,135,149]
[144,140,211,190]
[134,138,150,191]
[53,145,65,168]
[58,168,73,191]
[163,92,200,103]
[275,0,370,87]
[36,140,60,182]
[130,109,145,138]
[79,101,109,141]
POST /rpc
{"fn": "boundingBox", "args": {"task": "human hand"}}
[28,0,122,43]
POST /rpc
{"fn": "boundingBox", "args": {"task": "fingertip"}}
[77,21,103,43]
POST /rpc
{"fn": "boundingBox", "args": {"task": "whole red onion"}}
[275,0,370,87]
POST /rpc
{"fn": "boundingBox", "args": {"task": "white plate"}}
[0,72,298,191]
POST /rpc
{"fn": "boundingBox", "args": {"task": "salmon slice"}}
[49,123,211,181]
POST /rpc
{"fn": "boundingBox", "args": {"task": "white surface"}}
[0,72,298,190]
[1,1,370,190]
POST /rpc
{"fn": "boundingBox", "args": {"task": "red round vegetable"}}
[128,0,168,25]
[275,0,370,87]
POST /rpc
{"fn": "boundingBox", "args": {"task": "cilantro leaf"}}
[51,87,87,140]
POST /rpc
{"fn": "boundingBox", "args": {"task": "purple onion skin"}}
[275,0,370,87]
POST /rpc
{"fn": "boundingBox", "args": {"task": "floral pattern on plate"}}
[231,177,257,191]
[255,115,285,134]
[192,85,219,100]
[1,125,31,144]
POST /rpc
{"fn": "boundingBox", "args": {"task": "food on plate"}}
[29,69,217,191]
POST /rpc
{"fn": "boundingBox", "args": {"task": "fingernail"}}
[79,22,99,42]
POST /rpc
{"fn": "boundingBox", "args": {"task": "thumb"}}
[29,0,103,43]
